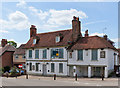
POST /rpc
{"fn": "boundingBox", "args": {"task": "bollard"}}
[26,74,28,79]
[102,73,104,81]
[6,72,8,78]
[54,74,56,80]
[75,74,77,81]
[16,74,17,78]
[6,74,8,78]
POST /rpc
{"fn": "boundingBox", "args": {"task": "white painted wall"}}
[26,61,68,76]
[26,47,67,60]
[68,49,108,66]
[26,47,68,76]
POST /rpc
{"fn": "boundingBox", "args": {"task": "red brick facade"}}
[1,51,14,68]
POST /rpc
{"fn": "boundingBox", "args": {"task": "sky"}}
[0,0,119,48]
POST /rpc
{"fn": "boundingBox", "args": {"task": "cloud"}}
[83,20,107,26]
[90,32,104,36]
[0,30,9,33]
[28,7,88,31]
[47,9,88,26]
[29,6,49,20]
[16,0,26,7]
[0,11,30,31]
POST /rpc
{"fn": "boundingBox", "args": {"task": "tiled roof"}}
[0,44,16,56]
[24,29,116,50]
[117,49,120,55]
[70,36,116,50]
[14,44,26,55]
[24,29,72,48]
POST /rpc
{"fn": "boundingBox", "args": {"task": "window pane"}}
[35,50,39,59]
[56,36,60,43]
[43,49,47,59]
[51,63,54,72]
[59,49,63,58]
[51,49,58,58]
[59,63,63,73]
[33,39,36,44]
[29,50,32,58]
[78,50,83,60]
[51,49,63,59]
[29,63,32,71]
[92,49,98,60]
[15,55,18,59]
[69,52,72,58]
[36,63,39,71]
[100,51,105,58]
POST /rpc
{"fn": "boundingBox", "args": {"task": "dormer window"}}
[56,36,60,43]
[33,39,36,44]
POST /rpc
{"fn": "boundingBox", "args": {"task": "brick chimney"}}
[1,39,7,47]
[103,35,107,40]
[85,30,89,37]
[72,16,82,42]
[30,25,37,38]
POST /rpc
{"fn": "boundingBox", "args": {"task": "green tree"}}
[7,41,17,48]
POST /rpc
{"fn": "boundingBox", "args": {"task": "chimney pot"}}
[73,16,76,20]
[85,30,89,37]
[30,25,37,38]
[103,35,107,40]
[1,39,7,47]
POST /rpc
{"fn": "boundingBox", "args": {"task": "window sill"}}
[35,58,39,59]
[91,60,98,61]
[51,58,64,59]
[77,60,83,61]
[42,58,47,59]
[59,72,63,73]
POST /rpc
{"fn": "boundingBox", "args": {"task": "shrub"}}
[10,66,19,76]
[0,68,4,75]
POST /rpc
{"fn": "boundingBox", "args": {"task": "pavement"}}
[1,75,119,86]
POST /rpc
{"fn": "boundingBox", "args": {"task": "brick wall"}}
[1,51,14,68]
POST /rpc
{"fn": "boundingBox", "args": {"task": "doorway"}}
[43,64,47,75]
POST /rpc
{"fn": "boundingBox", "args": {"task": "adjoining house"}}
[13,44,26,69]
[24,16,119,78]
[0,39,16,68]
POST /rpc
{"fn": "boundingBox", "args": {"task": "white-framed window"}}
[56,36,60,43]
[100,51,105,58]
[51,48,63,59]
[35,50,39,59]
[15,55,18,59]
[51,63,54,72]
[78,50,83,60]
[33,39,36,44]
[29,50,32,58]
[69,51,72,58]
[91,49,98,60]
[43,49,47,59]
[35,63,39,71]
[59,63,63,73]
